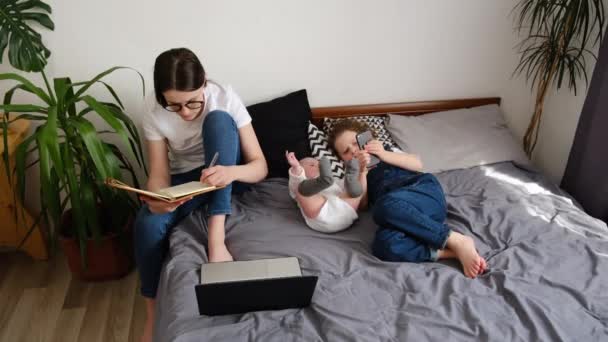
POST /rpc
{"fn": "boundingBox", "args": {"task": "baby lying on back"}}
[285,151,366,233]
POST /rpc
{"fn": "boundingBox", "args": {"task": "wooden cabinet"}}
[1,119,48,260]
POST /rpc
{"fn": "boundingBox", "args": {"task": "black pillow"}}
[247,89,312,178]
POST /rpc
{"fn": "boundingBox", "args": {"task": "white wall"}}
[531,85,593,183]
[1,0,599,212]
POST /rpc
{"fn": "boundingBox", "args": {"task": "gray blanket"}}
[154,162,608,341]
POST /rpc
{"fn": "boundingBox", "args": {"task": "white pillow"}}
[387,104,529,173]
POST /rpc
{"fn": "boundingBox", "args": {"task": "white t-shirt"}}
[143,80,252,174]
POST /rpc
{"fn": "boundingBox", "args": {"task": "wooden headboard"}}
[310,97,501,127]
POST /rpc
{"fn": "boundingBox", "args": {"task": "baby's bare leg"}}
[296,192,328,219]
[339,193,362,211]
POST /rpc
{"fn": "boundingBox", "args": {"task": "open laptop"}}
[195,257,318,316]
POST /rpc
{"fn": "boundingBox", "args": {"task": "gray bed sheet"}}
[154,162,608,342]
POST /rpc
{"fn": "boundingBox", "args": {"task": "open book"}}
[105,178,222,203]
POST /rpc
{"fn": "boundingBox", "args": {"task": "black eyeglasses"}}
[164,90,206,112]
[164,100,205,112]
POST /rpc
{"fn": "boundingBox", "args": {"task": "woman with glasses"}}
[134,47,268,342]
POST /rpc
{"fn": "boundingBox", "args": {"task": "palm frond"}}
[514,0,606,93]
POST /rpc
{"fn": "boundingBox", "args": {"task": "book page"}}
[104,178,172,201]
[159,181,217,199]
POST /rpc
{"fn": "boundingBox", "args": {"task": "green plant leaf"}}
[0,0,54,72]
[18,11,53,30]
[104,103,147,172]
[53,77,76,117]
[102,142,123,180]
[0,73,52,104]
[37,141,61,238]
[106,142,141,190]
[13,129,37,201]
[34,112,64,241]
[71,66,145,105]
[3,83,35,107]
[16,0,51,12]
[80,173,101,243]
[7,113,47,122]
[81,95,139,166]
[69,116,112,179]
[60,142,88,266]
[514,0,606,94]
[99,81,125,109]
[79,101,147,173]
[0,104,47,113]
[37,106,64,179]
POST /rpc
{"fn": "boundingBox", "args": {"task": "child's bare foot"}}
[209,244,234,262]
[446,232,483,278]
[479,257,488,274]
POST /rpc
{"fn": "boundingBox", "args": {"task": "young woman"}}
[134,48,267,342]
[328,119,486,279]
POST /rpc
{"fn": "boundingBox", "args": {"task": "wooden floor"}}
[0,251,146,342]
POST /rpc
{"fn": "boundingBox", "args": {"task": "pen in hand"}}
[207,151,219,169]
[200,152,220,185]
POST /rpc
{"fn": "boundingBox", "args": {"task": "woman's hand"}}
[200,165,236,187]
[354,150,370,174]
[140,195,191,214]
[364,140,387,160]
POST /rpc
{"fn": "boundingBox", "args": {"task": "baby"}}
[285,151,365,233]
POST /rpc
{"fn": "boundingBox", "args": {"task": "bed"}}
[154,98,608,341]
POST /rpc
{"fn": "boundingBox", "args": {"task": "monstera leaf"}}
[0,0,54,72]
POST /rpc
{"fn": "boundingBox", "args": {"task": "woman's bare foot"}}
[446,232,483,278]
[207,215,233,262]
[208,243,234,262]
[141,298,155,342]
[141,319,153,342]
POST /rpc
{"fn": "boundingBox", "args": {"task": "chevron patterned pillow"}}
[307,122,345,178]
[323,116,400,150]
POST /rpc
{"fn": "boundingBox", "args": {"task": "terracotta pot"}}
[60,210,134,281]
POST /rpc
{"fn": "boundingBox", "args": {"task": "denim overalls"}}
[367,162,451,262]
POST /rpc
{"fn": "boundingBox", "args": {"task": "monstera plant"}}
[0,0,54,72]
[1,0,147,279]
[514,0,606,157]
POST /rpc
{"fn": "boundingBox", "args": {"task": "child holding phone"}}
[355,130,381,168]
[328,119,487,278]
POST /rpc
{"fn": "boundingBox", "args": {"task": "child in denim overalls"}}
[329,119,486,278]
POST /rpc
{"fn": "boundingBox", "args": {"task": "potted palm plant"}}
[513,0,606,157]
[1,0,147,280]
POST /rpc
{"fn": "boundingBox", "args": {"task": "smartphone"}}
[356,131,380,168]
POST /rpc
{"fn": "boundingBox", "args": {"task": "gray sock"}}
[344,159,362,197]
[298,157,334,196]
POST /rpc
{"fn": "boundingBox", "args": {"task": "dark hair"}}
[327,119,374,152]
[153,48,206,107]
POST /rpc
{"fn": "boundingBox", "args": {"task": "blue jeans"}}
[368,163,450,263]
[134,110,241,298]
